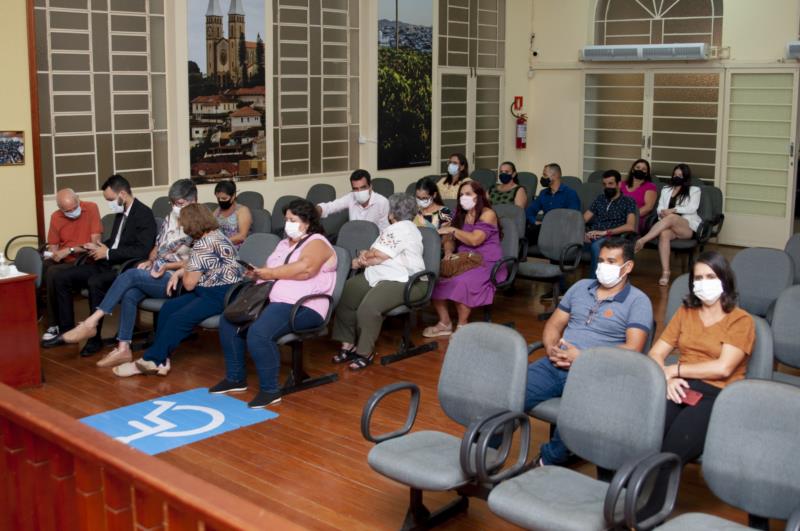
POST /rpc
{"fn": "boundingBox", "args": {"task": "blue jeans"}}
[218,302,324,393]
[143,285,230,365]
[584,237,607,280]
[97,268,171,342]
[526,356,571,465]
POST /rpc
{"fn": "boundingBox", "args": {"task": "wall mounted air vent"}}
[787,41,800,59]
[581,43,708,62]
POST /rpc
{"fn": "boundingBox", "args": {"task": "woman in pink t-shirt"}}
[214,199,337,409]
[620,158,658,234]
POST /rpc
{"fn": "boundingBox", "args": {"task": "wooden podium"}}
[0,274,41,388]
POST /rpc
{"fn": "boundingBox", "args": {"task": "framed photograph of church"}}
[188,0,267,184]
[377,0,433,170]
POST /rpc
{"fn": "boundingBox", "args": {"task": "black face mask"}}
[631,170,647,180]
[218,199,233,210]
[499,173,513,184]
[540,176,551,188]
[671,175,683,187]
[604,187,617,200]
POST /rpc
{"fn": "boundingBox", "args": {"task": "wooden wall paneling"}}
[49,444,78,531]
[75,457,106,531]
[102,470,134,531]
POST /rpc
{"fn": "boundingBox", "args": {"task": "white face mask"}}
[596,262,628,288]
[693,278,724,305]
[353,189,370,204]
[284,220,305,240]
[64,206,81,219]
[416,197,433,209]
[172,205,183,216]
[459,195,476,211]
[107,196,125,214]
[447,163,460,177]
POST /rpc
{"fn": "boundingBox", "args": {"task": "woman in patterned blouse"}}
[488,161,527,208]
[413,177,453,230]
[113,203,244,377]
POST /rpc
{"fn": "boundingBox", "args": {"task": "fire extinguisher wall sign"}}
[511,97,527,149]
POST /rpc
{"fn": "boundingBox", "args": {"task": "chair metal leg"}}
[400,488,469,531]
[380,314,437,366]
[281,341,338,395]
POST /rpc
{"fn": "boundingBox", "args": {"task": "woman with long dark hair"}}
[620,158,657,233]
[423,181,504,337]
[634,163,702,286]
[437,152,472,200]
[413,177,453,229]
[648,251,754,464]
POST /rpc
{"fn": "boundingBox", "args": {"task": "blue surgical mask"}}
[64,206,81,219]
[447,163,460,177]
[107,197,125,214]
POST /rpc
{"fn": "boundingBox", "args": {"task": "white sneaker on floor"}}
[134,358,171,376]
[41,326,59,341]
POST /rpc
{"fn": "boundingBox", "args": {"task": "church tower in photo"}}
[205,0,254,86]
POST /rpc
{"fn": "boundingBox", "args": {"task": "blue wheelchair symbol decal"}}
[81,388,278,455]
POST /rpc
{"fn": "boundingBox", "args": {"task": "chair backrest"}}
[14,247,43,289]
[537,209,585,262]
[236,191,265,211]
[443,198,457,212]
[438,323,529,427]
[515,171,538,203]
[731,247,794,317]
[577,182,602,212]
[747,315,774,380]
[696,185,713,223]
[418,225,442,276]
[154,217,164,231]
[665,273,690,323]
[151,196,171,220]
[770,285,800,370]
[336,220,380,260]
[404,181,417,196]
[470,169,496,191]
[493,204,525,237]
[558,347,666,471]
[238,233,280,267]
[785,234,800,284]
[560,175,583,189]
[271,195,302,235]
[101,213,116,241]
[249,208,272,234]
[306,183,336,204]
[320,210,348,239]
[498,216,519,259]
[586,170,605,183]
[371,178,394,198]
[330,245,351,308]
[702,380,800,520]
[203,202,218,212]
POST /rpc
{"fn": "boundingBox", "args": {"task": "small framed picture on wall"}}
[0,131,24,166]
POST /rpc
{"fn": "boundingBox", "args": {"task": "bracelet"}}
[606,229,612,237]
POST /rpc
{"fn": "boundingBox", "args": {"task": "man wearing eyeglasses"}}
[525,237,653,467]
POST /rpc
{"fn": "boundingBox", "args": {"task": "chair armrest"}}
[458,408,509,476]
[360,382,420,443]
[119,258,144,273]
[474,411,531,485]
[74,253,91,267]
[711,213,724,238]
[289,293,334,334]
[602,452,657,528]
[528,340,545,356]
[623,452,682,530]
[786,506,800,531]
[559,242,583,273]
[695,220,713,244]
[223,280,253,307]
[491,256,518,290]
[403,269,436,308]
[4,234,43,260]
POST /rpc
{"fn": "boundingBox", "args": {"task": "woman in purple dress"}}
[423,181,504,337]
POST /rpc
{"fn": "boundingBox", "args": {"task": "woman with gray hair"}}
[331,193,426,370]
[61,179,198,368]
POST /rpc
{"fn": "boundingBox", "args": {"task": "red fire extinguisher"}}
[511,96,527,149]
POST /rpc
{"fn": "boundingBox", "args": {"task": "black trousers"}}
[662,379,722,464]
[42,260,75,326]
[51,261,117,337]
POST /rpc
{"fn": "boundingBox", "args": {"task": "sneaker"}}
[96,347,132,368]
[134,358,171,376]
[248,390,282,409]
[209,379,248,394]
[41,326,59,341]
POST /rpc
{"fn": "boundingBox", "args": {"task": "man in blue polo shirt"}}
[584,169,637,279]
[525,237,653,466]
[525,162,581,243]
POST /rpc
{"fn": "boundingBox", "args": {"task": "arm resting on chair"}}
[403,270,437,308]
[360,382,420,443]
[491,256,518,290]
[473,411,531,485]
[559,242,583,273]
[288,293,334,334]
[623,452,682,530]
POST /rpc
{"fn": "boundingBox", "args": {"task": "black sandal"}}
[332,346,357,364]
[348,353,375,371]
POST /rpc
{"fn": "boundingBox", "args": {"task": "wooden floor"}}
[22,245,783,530]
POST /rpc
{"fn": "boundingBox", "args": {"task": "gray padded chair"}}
[362,323,529,529]
[335,220,380,267]
[404,181,417,196]
[516,209,584,320]
[151,196,171,220]
[101,213,116,240]
[516,171,537,204]
[560,175,583,189]
[236,190,265,210]
[371,177,394,198]
[380,227,442,366]
[493,203,527,260]
[203,202,218,212]
[13,247,44,289]
[731,247,794,319]
[306,183,336,205]
[784,234,800,284]
[769,285,800,388]
[320,210,348,242]
[470,169,496,191]
[443,198,457,212]
[488,347,673,531]
[249,207,272,234]
[271,195,302,236]
[586,170,606,183]
[651,380,800,531]
[578,182,603,212]
[482,218,519,323]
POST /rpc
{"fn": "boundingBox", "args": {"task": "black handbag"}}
[222,235,311,326]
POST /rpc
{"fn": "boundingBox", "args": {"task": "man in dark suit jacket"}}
[44,174,157,355]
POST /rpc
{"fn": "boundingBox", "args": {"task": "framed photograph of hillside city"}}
[378,0,433,170]
[188,0,266,184]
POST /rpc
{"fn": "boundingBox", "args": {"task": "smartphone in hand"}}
[682,388,703,406]
[237,259,255,271]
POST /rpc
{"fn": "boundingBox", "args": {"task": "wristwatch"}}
[69,247,75,254]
